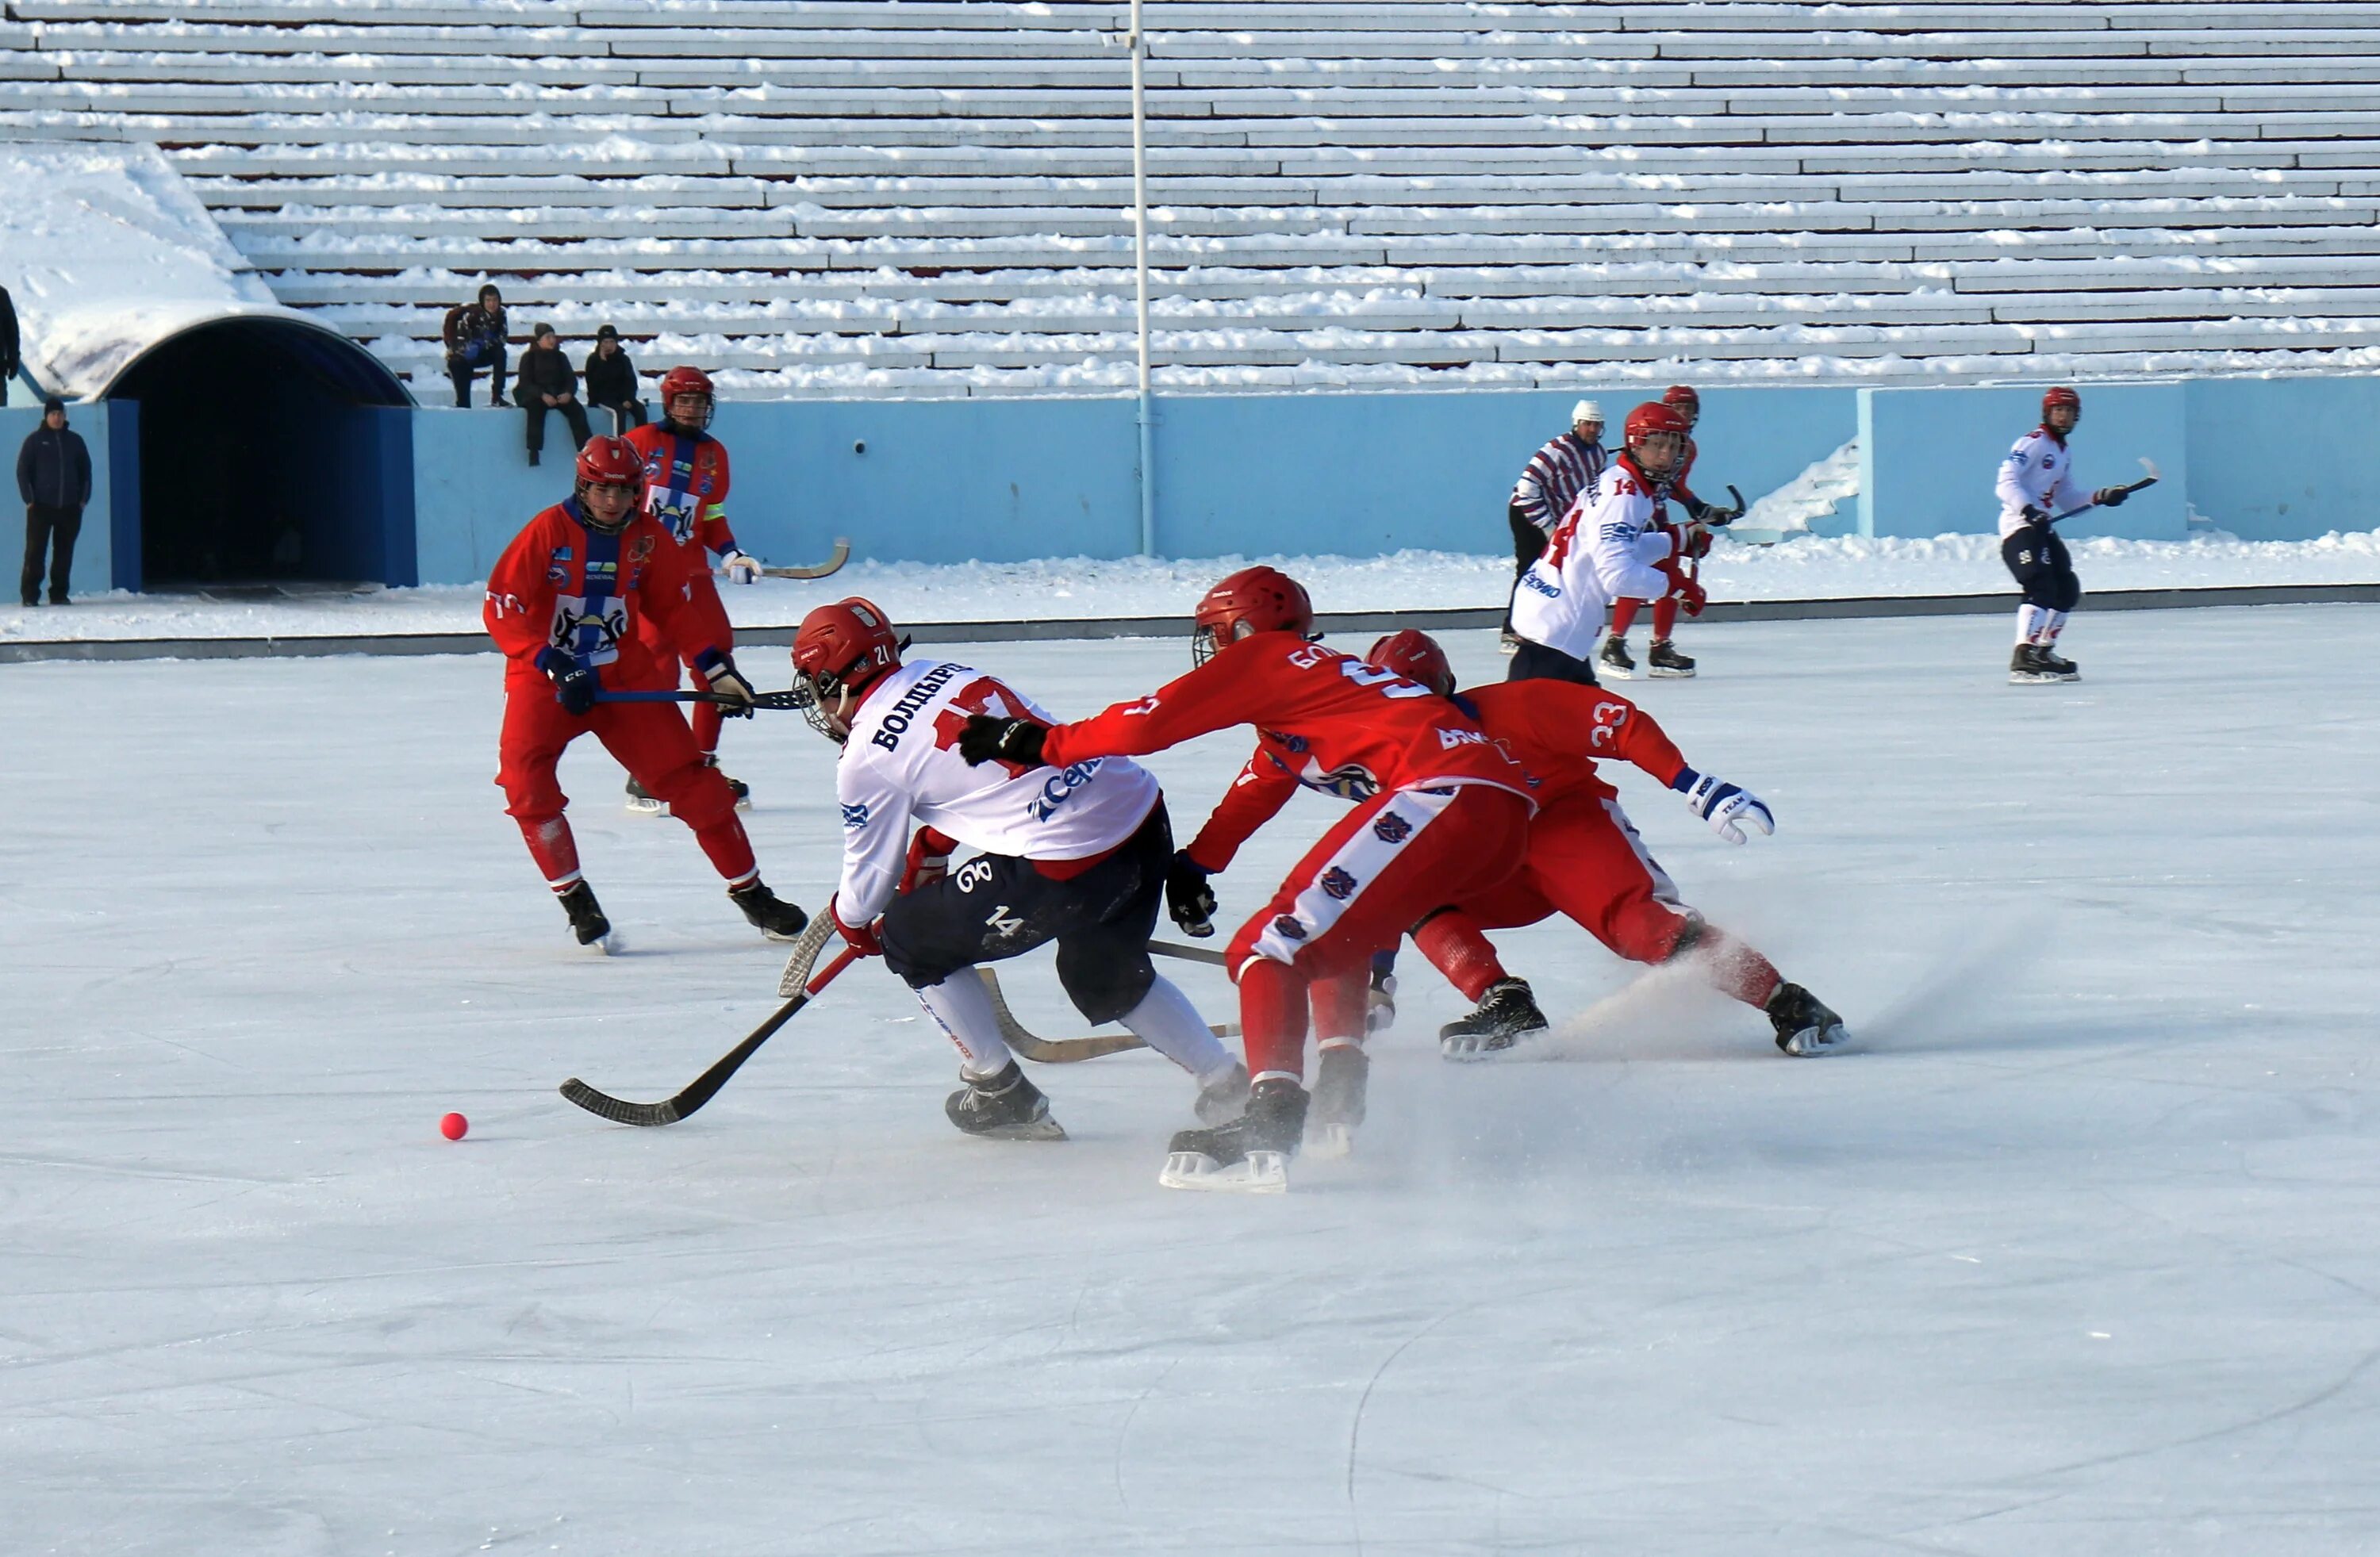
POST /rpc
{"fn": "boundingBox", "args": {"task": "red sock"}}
[691,812,758,888]
[517,815,582,888]
[1652,595,1679,639]
[1609,597,1641,637]
[1308,968,1368,1045]
[1693,929,1785,1008]
[1411,911,1507,1003]
[1238,957,1311,1081]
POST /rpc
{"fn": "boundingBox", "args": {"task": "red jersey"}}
[624,424,736,559]
[1041,632,1534,813]
[1187,679,1686,869]
[482,499,730,688]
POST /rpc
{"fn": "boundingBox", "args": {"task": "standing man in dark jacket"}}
[582,324,645,433]
[17,397,92,606]
[0,283,20,407]
[512,324,594,466]
[441,284,509,408]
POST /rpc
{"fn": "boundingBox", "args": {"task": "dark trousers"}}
[514,388,593,458]
[21,503,80,604]
[595,398,647,434]
[1505,500,1549,631]
[2002,527,2080,612]
[447,339,509,407]
[1506,636,1601,687]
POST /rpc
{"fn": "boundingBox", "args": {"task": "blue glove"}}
[537,647,598,717]
[1672,765,1774,845]
[693,647,757,718]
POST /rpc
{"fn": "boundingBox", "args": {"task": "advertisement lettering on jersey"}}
[1436,727,1490,750]
[869,662,965,751]
[1027,758,1107,822]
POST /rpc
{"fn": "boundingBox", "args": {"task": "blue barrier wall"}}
[0,401,117,596]
[2184,377,2380,542]
[1859,385,2187,542]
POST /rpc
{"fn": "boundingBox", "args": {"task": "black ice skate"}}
[1498,627,1522,657]
[2009,644,2063,685]
[1766,982,1849,1057]
[729,880,809,941]
[945,1060,1068,1141]
[702,753,752,808]
[1597,635,1637,680]
[1160,1076,1307,1193]
[2037,645,2079,681]
[556,880,613,953]
[623,774,666,815]
[1647,638,1697,679]
[1305,1042,1370,1160]
[1194,1060,1251,1125]
[1439,977,1551,1060]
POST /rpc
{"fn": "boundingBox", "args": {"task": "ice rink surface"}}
[6,605,2378,1556]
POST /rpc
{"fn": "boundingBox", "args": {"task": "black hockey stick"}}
[1150,938,1228,968]
[2048,458,2160,523]
[759,539,852,580]
[560,944,862,1126]
[593,687,815,711]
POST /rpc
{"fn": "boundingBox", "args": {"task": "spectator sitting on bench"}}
[441,284,509,408]
[584,324,646,433]
[513,323,593,467]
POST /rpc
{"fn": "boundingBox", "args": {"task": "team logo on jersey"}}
[1371,812,1413,844]
[1302,761,1380,801]
[1270,914,1307,942]
[547,563,567,583]
[630,535,654,562]
[840,802,869,828]
[586,559,617,578]
[1319,866,1358,901]
[698,478,714,496]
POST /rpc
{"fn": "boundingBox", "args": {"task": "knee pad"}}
[2056,571,2082,613]
[1056,943,1154,1026]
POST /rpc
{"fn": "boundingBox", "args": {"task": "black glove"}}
[1165,850,1219,938]
[695,648,757,718]
[2092,485,2129,508]
[537,648,598,716]
[956,714,1047,768]
[2021,503,2052,527]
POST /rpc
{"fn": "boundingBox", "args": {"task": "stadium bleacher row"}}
[6,0,2380,397]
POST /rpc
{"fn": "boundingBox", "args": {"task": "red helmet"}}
[1365,628,1455,697]
[1192,566,1315,666]
[791,596,902,741]
[658,365,716,430]
[574,435,644,531]
[1625,401,1691,446]
[1662,384,1699,408]
[2042,385,2081,421]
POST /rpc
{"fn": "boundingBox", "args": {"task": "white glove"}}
[721,550,762,585]
[1673,767,1774,845]
[697,650,758,717]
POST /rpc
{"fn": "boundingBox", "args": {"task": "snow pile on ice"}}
[1740,440,1862,539]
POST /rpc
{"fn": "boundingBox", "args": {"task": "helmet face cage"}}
[790,599,898,740]
[574,436,644,532]
[659,367,716,431]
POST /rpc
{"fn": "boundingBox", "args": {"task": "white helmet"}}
[1572,399,1604,427]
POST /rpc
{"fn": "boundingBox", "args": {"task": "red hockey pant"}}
[1421,792,1779,1008]
[1224,783,1531,1082]
[497,681,757,891]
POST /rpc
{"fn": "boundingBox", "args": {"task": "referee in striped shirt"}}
[1502,400,1607,650]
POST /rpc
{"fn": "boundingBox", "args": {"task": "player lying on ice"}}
[481,435,808,951]
[789,596,1246,1141]
[955,566,1538,1194]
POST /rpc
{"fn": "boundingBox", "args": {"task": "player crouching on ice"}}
[1363,630,1847,1063]
[789,597,1246,1142]
[482,435,808,951]
[955,566,1538,1194]
[1999,385,2134,685]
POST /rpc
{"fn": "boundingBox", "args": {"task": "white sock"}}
[1119,976,1234,1081]
[919,972,1015,1079]
[2016,604,2048,645]
[2044,609,2069,642]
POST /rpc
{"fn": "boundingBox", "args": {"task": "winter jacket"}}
[516,343,578,402]
[442,302,508,360]
[583,345,639,407]
[0,284,18,379]
[17,422,93,510]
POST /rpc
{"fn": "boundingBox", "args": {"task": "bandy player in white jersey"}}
[789,597,1245,1140]
[1508,400,1710,687]
[1996,385,2133,685]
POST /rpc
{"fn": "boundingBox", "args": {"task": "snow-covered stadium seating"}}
[7,0,2380,397]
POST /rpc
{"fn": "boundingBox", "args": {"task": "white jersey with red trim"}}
[1995,427,2094,539]
[1510,454,1681,659]
[831,658,1161,922]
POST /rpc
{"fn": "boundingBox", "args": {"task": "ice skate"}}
[1160,1077,1307,1193]
[1498,627,1521,657]
[1193,1060,1250,1126]
[2038,646,2079,681]
[945,1060,1067,1141]
[1597,635,1636,680]
[729,879,809,941]
[1304,1042,1369,1160]
[623,774,667,815]
[702,753,752,808]
[556,880,613,953]
[1766,982,1848,1057]
[1439,978,1551,1060]
[1647,638,1697,679]
[2009,644,2063,685]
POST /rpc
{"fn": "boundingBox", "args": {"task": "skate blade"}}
[1780,1023,1851,1057]
[1303,1122,1355,1160]
[1600,667,1635,681]
[581,933,617,956]
[1159,1149,1288,1193]
[2008,670,2062,685]
[1438,1026,1549,1063]
[624,796,669,816]
[972,1116,1069,1141]
[1647,665,1696,679]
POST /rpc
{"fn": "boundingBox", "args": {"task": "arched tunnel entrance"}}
[106,318,413,590]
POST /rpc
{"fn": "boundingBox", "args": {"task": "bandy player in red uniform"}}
[622,366,766,812]
[1368,628,1847,1058]
[482,435,807,951]
[955,566,1536,1193]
